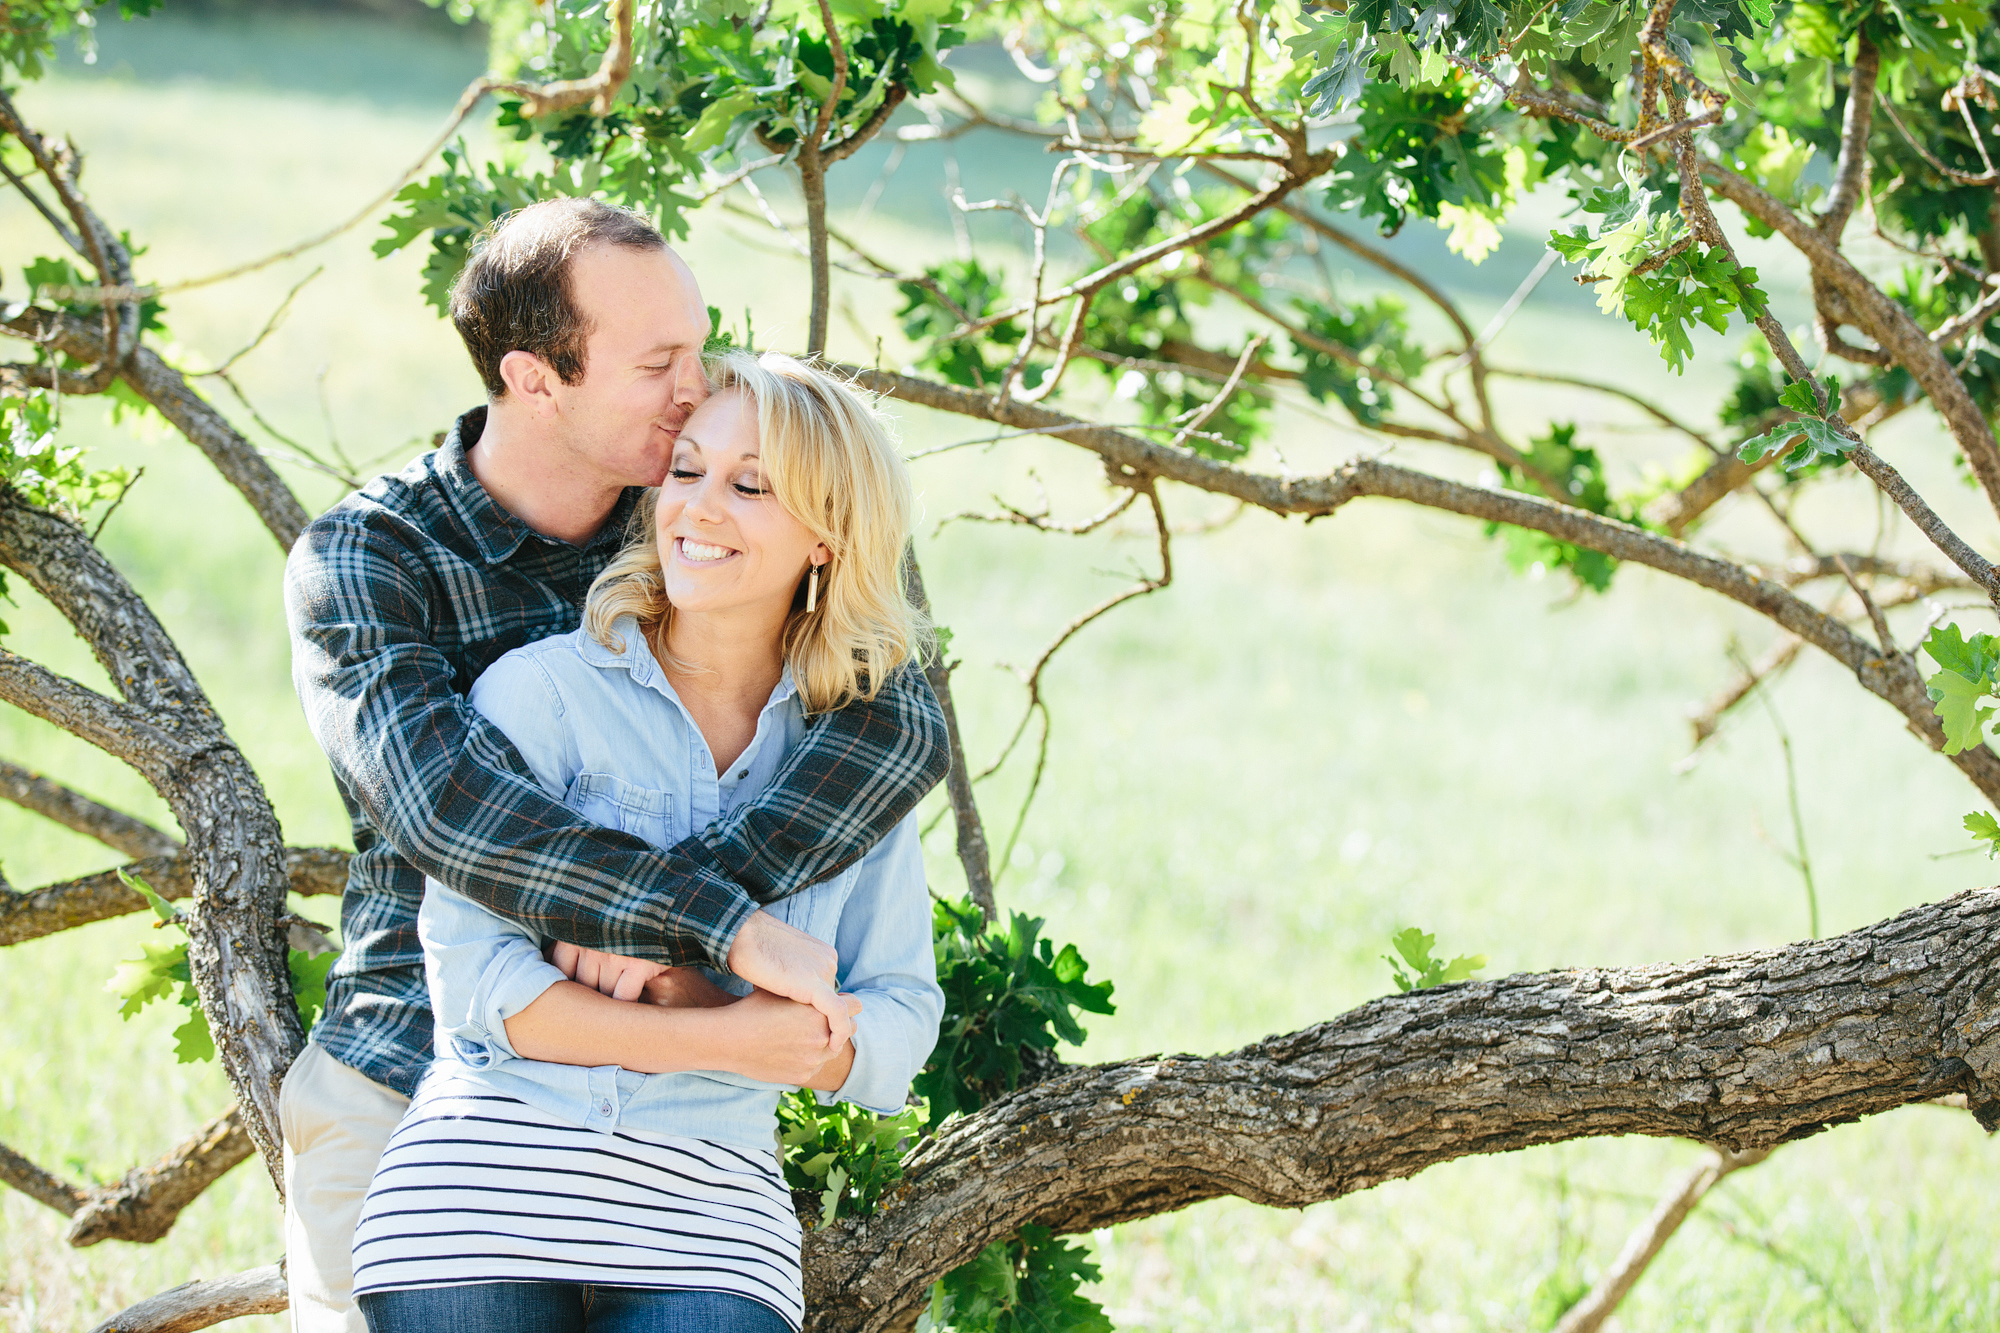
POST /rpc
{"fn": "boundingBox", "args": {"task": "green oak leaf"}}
[104,939,184,1018]
[1965,811,2000,858]
[1927,669,1996,755]
[1923,622,2000,683]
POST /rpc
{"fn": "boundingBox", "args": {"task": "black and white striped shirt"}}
[351,1071,804,1328]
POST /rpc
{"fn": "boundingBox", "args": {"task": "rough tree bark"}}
[84,1264,288,1333]
[0,495,301,1182]
[0,845,345,947]
[798,889,2000,1331]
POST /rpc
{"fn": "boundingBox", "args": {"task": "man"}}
[281,197,947,1331]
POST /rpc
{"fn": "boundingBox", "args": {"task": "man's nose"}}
[674,356,711,412]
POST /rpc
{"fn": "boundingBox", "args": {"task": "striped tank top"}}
[351,1069,804,1328]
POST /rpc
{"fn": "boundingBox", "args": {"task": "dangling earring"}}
[807,564,820,613]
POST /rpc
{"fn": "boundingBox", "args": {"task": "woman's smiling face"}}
[655,388,826,621]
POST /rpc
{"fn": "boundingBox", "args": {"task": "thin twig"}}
[1553,1146,1772,1333]
[155,2,637,298]
[1733,643,1822,940]
[89,466,143,543]
[185,267,323,379]
[978,483,1172,799]
[1171,335,1265,449]
[902,551,996,921]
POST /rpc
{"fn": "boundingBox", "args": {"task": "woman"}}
[349,351,944,1333]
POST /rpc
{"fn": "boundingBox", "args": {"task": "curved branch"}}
[803,889,2000,1330]
[85,1264,287,1333]
[1701,160,2000,525]
[0,652,196,766]
[0,846,347,948]
[848,367,2000,808]
[1819,37,1879,240]
[2,306,308,549]
[0,1140,88,1215]
[958,166,1324,337]
[0,758,178,859]
[66,1108,254,1247]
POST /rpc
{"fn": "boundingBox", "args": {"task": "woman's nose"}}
[682,477,726,523]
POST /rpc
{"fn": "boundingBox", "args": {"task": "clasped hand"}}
[545,929,861,1088]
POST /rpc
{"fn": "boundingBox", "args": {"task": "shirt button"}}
[599,1100,612,1116]
[737,770,748,779]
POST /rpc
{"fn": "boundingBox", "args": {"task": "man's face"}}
[549,243,712,489]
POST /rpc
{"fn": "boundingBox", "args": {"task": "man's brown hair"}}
[449,198,668,398]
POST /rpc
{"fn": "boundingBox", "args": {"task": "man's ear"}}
[498,350,561,416]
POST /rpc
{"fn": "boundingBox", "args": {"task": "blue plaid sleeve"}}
[285,509,757,968]
[697,662,950,902]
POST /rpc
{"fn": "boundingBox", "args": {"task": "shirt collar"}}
[435,406,641,567]
[581,616,800,709]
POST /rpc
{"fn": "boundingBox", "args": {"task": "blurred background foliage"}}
[0,2,1996,1330]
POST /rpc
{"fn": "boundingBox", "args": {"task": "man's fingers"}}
[809,983,856,1046]
[611,966,648,1002]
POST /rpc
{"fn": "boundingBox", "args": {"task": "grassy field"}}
[1,10,1996,1331]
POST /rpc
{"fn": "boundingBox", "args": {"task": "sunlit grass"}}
[0,12,1994,1332]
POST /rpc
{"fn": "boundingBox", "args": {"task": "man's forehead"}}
[573,244,704,323]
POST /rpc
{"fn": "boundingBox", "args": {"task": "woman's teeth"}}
[680,538,734,563]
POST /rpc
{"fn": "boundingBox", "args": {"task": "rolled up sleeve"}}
[419,880,567,1064]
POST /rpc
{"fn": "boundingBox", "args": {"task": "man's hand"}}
[547,940,667,1002]
[720,989,860,1086]
[640,967,740,1009]
[725,910,856,1045]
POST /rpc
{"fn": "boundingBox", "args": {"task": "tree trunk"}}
[0,496,301,1183]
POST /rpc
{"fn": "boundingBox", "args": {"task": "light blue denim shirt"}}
[416,616,943,1154]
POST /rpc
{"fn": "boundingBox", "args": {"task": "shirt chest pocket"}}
[564,772,685,849]
[764,862,859,949]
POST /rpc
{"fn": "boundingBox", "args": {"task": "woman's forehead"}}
[677,389,759,459]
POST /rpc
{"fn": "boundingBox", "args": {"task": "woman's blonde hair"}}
[581,350,924,714]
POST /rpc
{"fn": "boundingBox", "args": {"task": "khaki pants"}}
[279,1042,410,1333]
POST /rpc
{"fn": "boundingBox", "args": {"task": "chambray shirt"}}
[417,618,944,1151]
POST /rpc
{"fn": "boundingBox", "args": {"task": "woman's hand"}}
[546,940,666,1001]
[714,988,863,1087]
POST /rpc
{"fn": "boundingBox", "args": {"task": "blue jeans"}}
[357,1284,792,1333]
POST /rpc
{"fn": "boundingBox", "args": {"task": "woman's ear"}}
[810,543,831,569]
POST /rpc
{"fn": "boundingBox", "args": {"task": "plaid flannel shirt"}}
[283,408,949,1094]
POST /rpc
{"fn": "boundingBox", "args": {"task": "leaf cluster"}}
[382,0,969,306]
[917,1226,1112,1333]
[776,1091,925,1225]
[1484,422,1646,591]
[1735,374,1855,473]
[1382,925,1487,993]
[1325,75,1509,238]
[1548,181,1767,372]
[103,872,336,1063]
[914,898,1114,1129]
[0,385,131,511]
[0,0,159,79]
[1923,621,2000,756]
